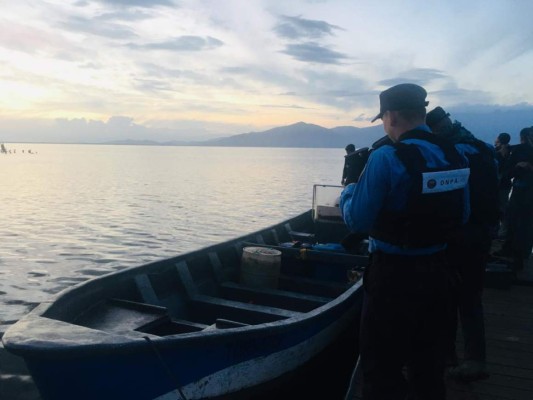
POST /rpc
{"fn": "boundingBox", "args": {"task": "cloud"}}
[0,20,72,55]
[353,113,367,122]
[260,104,313,110]
[378,68,449,87]
[91,0,175,7]
[1,0,531,139]
[376,71,494,107]
[127,36,223,51]
[281,42,347,64]
[219,64,373,110]
[274,15,342,40]
[429,88,492,105]
[294,69,373,106]
[0,116,263,143]
[95,9,154,22]
[219,65,298,92]
[60,16,138,39]
[132,78,176,93]
[485,29,533,65]
[443,6,533,70]
[139,63,206,80]
[132,63,224,93]
[105,115,139,128]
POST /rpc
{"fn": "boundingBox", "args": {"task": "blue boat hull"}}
[3,210,365,400]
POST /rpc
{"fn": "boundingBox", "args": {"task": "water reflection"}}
[0,144,344,328]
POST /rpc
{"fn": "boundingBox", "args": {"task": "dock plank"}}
[446,284,533,400]
[346,283,533,400]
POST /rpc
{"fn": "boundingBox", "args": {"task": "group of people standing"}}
[493,128,533,271]
[339,82,532,399]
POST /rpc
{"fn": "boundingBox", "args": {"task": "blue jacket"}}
[340,126,470,255]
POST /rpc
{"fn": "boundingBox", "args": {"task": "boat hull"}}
[3,210,365,400]
[23,291,360,400]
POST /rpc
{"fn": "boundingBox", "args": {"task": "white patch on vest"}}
[421,168,470,194]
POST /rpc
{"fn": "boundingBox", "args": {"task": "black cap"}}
[371,83,429,123]
[426,106,450,128]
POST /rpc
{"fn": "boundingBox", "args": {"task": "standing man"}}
[426,106,499,382]
[498,127,533,270]
[342,144,369,186]
[342,144,356,185]
[340,84,470,399]
[494,132,512,238]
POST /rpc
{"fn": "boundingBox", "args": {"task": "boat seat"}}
[176,260,301,325]
[190,294,300,325]
[278,274,349,298]
[207,252,329,311]
[219,281,329,312]
[75,298,169,332]
[111,329,161,339]
[284,222,316,243]
[76,298,210,337]
[215,318,249,329]
[204,319,249,331]
[137,318,209,336]
[206,246,354,307]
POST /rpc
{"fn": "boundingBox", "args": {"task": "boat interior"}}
[43,187,367,339]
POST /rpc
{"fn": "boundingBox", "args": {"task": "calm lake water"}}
[0,144,345,332]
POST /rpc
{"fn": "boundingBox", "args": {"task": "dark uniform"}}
[494,133,512,236]
[341,85,470,399]
[500,128,533,269]
[342,147,370,185]
[427,107,500,380]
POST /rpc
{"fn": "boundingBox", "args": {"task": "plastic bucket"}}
[240,247,282,289]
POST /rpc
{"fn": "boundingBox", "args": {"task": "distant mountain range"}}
[103,107,532,149]
[104,122,386,149]
[198,122,386,149]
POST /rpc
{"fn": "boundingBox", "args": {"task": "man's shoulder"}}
[376,136,452,159]
[456,139,494,155]
[475,139,494,151]
[369,143,396,160]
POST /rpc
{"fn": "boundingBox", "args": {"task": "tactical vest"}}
[370,130,469,248]
[465,140,500,226]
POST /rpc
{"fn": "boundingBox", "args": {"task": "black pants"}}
[360,251,449,400]
[498,186,511,236]
[446,227,490,363]
[503,185,533,269]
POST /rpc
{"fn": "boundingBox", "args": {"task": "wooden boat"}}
[3,187,367,400]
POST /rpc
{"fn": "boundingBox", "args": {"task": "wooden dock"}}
[346,260,533,400]
[446,281,533,400]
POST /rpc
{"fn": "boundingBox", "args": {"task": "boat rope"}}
[144,336,189,400]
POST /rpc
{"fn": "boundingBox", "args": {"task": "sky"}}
[1,0,532,143]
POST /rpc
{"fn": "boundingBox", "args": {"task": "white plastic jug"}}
[240,247,282,289]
